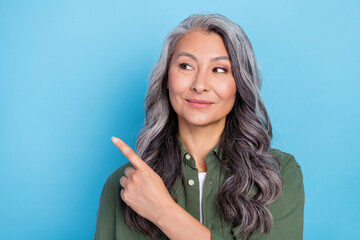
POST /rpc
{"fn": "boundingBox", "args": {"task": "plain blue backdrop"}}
[1,0,359,239]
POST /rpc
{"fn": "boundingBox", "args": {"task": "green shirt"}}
[94,137,305,240]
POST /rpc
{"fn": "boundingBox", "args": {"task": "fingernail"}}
[111,136,118,144]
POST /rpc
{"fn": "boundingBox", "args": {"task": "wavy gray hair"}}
[124,12,282,239]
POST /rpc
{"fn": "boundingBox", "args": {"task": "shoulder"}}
[268,148,304,200]
[268,148,301,173]
[268,148,303,192]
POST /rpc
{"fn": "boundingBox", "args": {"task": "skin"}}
[112,30,237,240]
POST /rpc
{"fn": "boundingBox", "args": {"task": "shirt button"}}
[188,179,195,186]
[210,223,214,230]
[185,153,191,160]
[209,178,213,185]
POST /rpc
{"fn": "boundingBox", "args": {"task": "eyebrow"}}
[174,51,230,62]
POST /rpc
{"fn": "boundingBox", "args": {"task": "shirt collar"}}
[176,133,221,166]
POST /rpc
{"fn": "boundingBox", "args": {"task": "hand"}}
[111,136,176,223]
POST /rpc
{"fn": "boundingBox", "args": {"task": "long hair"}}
[125,12,282,239]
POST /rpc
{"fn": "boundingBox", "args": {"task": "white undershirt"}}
[198,172,207,224]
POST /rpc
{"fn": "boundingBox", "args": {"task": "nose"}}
[190,68,210,93]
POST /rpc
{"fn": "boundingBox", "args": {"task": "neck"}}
[178,118,225,172]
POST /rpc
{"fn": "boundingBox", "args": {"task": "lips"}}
[186,99,214,108]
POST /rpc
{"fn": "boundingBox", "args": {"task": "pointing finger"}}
[111,136,148,170]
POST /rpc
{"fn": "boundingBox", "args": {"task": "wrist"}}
[153,200,179,229]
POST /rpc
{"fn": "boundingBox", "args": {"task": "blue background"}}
[1,0,359,239]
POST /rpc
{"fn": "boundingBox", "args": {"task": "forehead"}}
[172,30,229,56]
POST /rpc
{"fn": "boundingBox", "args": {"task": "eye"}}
[213,67,228,73]
[179,63,193,70]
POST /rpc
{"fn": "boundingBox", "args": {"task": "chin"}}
[182,115,223,127]
[188,121,213,127]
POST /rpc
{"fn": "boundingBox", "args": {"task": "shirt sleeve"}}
[211,155,305,240]
[94,177,116,240]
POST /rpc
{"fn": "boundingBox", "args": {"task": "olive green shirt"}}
[94,137,304,240]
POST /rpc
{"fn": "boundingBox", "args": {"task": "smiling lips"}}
[186,99,214,108]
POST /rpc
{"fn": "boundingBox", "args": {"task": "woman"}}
[94,13,304,240]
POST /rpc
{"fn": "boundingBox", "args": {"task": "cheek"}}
[167,70,183,112]
[167,69,189,96]
[215,79,237,102]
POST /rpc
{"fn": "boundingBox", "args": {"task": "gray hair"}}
[124,13,282,239]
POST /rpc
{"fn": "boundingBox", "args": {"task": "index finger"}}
[111,136,148,170]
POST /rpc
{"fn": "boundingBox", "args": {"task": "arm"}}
[154,202,211,240]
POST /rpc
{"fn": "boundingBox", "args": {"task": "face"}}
[167,30,237,128]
